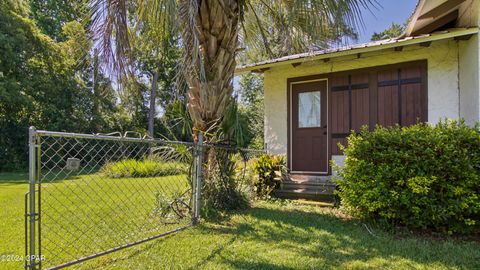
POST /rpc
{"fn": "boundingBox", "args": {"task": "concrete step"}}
[288,174,333,184]
[275,174,337,201]
[274,189,335,202]
[281,184,335,195]
[281,183,335,193]
[282,180,336,187]
[272,173,338,201]
[280,186,334,194]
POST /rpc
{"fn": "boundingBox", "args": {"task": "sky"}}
[357,0,419,43]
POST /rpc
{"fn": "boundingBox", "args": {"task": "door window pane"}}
[298,91,321,128]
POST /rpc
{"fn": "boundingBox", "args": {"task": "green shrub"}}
[201,148,250,217]
[336,120,480,233]
[101,158,188,178]
[252,154,285,198]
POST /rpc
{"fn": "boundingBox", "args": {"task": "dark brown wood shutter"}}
[330,75,349,155]
[329,61,427,155]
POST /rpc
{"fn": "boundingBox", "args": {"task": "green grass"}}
[0,172,29,270]
[0,172,190,269]
[1,173,480,270]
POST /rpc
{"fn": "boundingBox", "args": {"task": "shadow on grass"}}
[196,206,480,269]
[68,203,480,269]
[0,168,142,185]
[0,172,29,183]
[0,170,91,185]
[186,223,254,270]
[0,169,189,186]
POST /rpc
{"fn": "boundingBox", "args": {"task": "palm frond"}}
[90,0,131,77]
[240,0,378,62]
[90,0,178,79]
[178,0,205,82]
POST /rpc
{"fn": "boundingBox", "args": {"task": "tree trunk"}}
[179,0,243,211]
[148,68,159,138]
[181,0,240,141]
[92,48,101,133]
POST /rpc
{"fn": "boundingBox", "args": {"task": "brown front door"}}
[291,80,328,173]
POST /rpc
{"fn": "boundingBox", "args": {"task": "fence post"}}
[27,126,38,269]
[192,132,203,225]
[191,140,197,224]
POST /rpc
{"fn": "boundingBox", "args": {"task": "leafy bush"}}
[336,120,480,233]
[252,154,285,198]
[201,148,250,217]
[101,159,188,178]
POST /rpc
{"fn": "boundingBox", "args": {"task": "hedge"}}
[336,120,480,233]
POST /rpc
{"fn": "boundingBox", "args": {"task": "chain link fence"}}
[25,127,264,269]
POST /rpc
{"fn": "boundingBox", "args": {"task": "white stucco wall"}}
[458,0,480,126]
[331,155,345,178]
[264,40,460,155]
[459,35,480,125]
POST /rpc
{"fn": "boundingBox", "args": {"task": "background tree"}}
[0,1,120,171]
[237,73,264,149]
[30,0,88,41]
[89,48,117,133]
[0,0,186,171]
[371,22,405,41]
[128,22,182,137]
[0,1,87,170]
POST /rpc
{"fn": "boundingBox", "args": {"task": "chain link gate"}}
[25,127,205,269]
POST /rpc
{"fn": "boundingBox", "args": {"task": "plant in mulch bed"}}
[251,154,286,198]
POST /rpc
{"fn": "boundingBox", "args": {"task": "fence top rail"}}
[32,127,195,146]
[202,143,266,153]
[30,127,267,153]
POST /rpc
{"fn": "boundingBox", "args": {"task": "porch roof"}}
[235,27,478,74]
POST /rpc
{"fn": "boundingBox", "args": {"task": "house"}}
[236,0,480,199]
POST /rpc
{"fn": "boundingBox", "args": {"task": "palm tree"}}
[91,0,376,140]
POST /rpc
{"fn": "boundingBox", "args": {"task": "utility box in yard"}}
[66,158,81,171]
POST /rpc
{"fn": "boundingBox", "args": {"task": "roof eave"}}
[235,27,478,74]
[404,0,426,37]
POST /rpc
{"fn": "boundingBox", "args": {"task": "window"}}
[298,91,321,128]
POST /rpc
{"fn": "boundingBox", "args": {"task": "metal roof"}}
[235,27,478,74]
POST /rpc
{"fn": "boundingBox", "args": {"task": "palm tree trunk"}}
[182,0,239,141]
[148,66,160,137]
[179,0,243,211]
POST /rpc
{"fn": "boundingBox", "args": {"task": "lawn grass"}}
[0,172,29,270]
[1,172,480,269]
[0,171,190,269]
